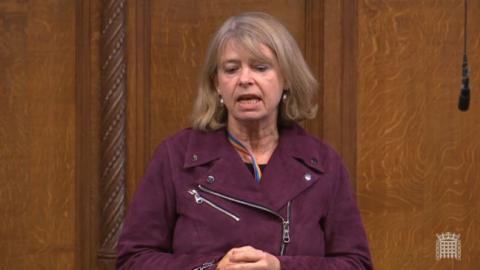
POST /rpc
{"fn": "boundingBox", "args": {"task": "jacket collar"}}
[183,128,228,169]
[183,124,327,173]
[183,124,330,211]
[276,124,326,173]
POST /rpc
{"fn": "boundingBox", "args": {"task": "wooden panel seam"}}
[304,0,325,138]
[341,0,358,188]
[75,0,94,269]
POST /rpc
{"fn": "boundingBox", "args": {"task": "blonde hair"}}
[192,12,318,131]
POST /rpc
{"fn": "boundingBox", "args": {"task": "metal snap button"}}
[304,173,312,181]
[207,175,215,183]
[192,154,198,161]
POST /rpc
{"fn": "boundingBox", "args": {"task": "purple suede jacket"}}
[117,124,372,270]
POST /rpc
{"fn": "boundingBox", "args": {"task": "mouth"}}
[236,94,262,104]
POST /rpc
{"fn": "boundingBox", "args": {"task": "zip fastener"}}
[280,201,291,256]
[192,261,216,270]
[197,185,291,255]
[188,189,240,221]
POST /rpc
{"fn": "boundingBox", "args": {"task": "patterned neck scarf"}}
[227,132,262,182]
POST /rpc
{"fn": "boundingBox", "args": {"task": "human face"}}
[216,41,284,128]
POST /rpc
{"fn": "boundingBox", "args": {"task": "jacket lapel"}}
[185,125,328,213]
[258,125,326,211]
[186,128,266,204]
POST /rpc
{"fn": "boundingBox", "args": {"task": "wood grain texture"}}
[126,0,151,204]
[0,0,76,269]
[304,0,325,141]
[321,0,359,185]
[356,0,480,269]
[322,0,343,153]
[76,0,102,269]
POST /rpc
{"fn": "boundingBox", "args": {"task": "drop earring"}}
[282,92,288,101]
[217,88,224,106]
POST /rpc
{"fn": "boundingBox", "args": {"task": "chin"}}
[231,113,274,125]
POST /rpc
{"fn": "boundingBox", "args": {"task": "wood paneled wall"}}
[0,0,77,269]
[1,0,479,269]
[356,0,480,269]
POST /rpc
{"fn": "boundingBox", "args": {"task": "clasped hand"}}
[216,246,281,270]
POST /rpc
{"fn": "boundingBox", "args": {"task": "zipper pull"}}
[192,261,215,270]
[188,189,203,204]
[282,220,290,243]
[188,189,241,221]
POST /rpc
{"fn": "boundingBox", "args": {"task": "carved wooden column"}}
[98,0,127,268]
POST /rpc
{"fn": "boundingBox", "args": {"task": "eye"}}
[222,65,239,74]
[253,64,269,72]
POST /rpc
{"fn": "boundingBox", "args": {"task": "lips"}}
[236,94,262,102]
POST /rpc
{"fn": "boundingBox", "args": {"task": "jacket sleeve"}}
[117,143,222,270]
[278,157,373,270]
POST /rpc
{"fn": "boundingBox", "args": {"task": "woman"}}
[117,12,372,270]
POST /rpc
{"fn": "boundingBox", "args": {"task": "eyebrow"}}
[221,58,273,66]
[222,59,241,65]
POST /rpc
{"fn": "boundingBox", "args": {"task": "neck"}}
[227,119,279,163]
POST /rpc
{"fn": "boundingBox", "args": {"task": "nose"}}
[238,68,253,88]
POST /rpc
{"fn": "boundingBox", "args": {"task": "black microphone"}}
[458,54,470,111]
[458,0,470,111]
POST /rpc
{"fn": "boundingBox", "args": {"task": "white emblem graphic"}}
[436,232,461,260]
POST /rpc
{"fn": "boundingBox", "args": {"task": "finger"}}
[230,245,256,254]
[228,246,256,261]
[217,248,243,269]
[222,261,268,270]
[230,249,265,263]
